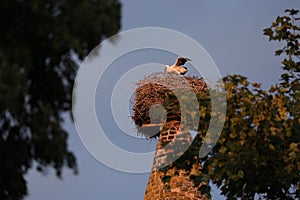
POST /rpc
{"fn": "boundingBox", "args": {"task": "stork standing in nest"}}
[165,56,191,75]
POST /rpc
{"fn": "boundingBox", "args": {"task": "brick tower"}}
[143,120,208,200]
[132,72,209,200]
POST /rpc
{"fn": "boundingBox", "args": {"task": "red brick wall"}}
[144,121,208,200]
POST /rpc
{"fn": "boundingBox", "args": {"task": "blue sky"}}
[26,1,300,200]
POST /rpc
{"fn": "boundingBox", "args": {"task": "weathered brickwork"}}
[144,121,208,200]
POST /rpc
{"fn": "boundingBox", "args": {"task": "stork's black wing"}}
[176,57,191,66]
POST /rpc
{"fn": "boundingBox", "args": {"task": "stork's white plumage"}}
[165,56,191,75]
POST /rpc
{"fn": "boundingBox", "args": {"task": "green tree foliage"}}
[202,9,300,199]
[0,1,121,199]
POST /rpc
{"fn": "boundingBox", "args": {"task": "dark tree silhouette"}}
[0,1,121,199]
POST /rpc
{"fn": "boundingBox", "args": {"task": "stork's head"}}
[164,65,169,73]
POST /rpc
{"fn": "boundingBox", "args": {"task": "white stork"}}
[165,56,191,75]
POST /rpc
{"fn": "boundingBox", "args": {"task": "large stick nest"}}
[131,72,208,138]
